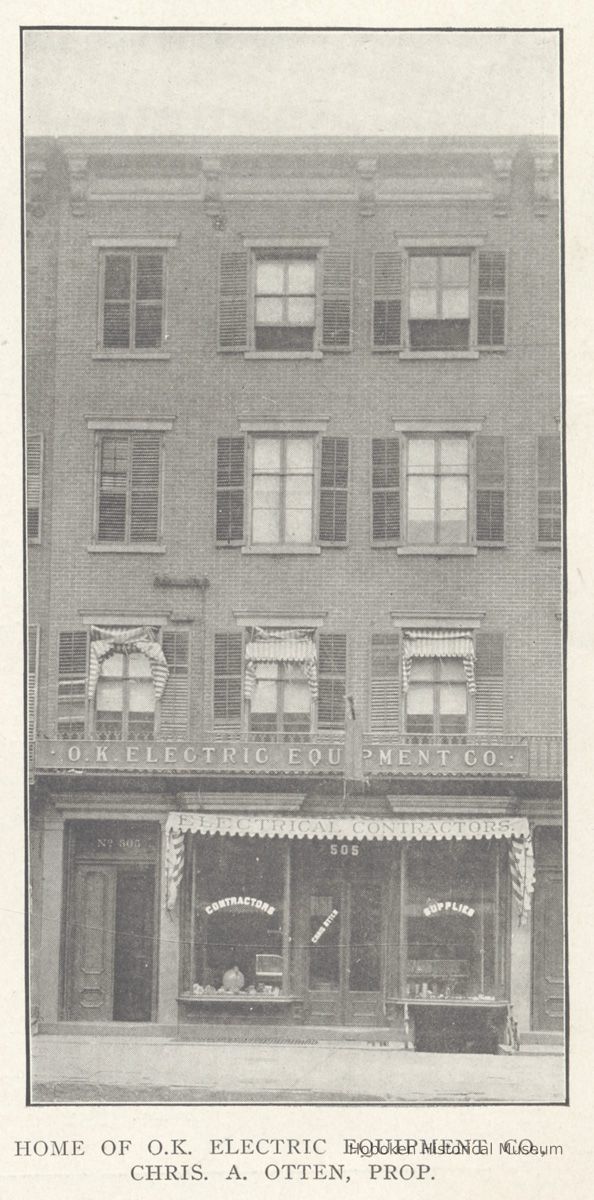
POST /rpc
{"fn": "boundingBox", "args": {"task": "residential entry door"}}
[304,843,386,1025]
[532,827,564,1031]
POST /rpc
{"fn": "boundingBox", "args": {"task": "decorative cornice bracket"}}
[202,156,226,230]
[26,158,48,220]
[66,155,89,217]
[356,157,377,217]
[534,154,557,217]
[491,153,513,217]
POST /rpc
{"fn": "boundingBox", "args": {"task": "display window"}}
[404,841,504,1001]
[190,836,287,996]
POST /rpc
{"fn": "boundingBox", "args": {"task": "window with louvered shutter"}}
[57,631,88,739]
[321,250,352,350]
[216,437,245,544]
[474,630,504,732]
[160,632,190,739]
[319,437,349,544]
[97,432,161,544]
[101,250,164,351]
[214,633,243,732]
[28,625,39,746]
[538,435,561,543]
[219,251,249,351]
[372,438,400,543]
[373,252,402,348]
[370,633,400,733]
[478,251,506,348]
[476,435,505,542]
[318,634,346,730]
[27,433,43,541]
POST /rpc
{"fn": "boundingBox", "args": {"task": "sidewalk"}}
[31,1035,566,1104]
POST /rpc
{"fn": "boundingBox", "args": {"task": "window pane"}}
[252,509,281,543]
[409,660,434,681]
[251,678,278,713]
[409,288,438,319]
[440,439,468,470]
[439,683,467,715]
[284,509,312,543]
[285,474,313,510]
[287,296,315,325]
[407,683,434,714]
[252,474,281,511]
[287,260,315,293]
[104,255,131,300]
[409,257,438,285]
[136,254,163,300]
[255,297,284,324]
[408,475,435,508]
[408,439,435,471]
[100,653,124,677]
[442,288,470,318]
[128,652,152,677]
[253,439,281,472]
[285,437,313,471]
[97,679,124,710]
[439,659,467,681]
[103,304,131,348]
[440,476,468,508]
[283,679,311,714]
[442,256,469,285]
[129,679,156,713]
[256,261,285,294]
[135,303,163,348]
[101,437,128,487]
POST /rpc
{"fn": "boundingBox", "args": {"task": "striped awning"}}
[403,629,476,693]
[245,628,317,700]
[164,811,534,921]
[87,625,169,701]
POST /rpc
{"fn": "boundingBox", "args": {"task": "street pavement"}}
[31,1036,566,1104]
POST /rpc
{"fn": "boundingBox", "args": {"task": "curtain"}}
[87,625,169,701]
[402,629,476,693]
[244,628,318,701]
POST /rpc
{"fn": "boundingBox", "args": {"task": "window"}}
[405,658,468,735]
[407,436,469,545]
[57,627,189,741]
[95,432,161,544]
[218,247,352,354]
[375,432,505,549]
[99,250,165,351]
[28,625,39,747]
[538,435,561,543]
[216,434,349,549]
[213,629,346,738]
[27,434,43,542]
[372,248,506,354]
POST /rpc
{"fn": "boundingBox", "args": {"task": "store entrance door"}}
[305,844,385,1026]
[532,827,564,1031]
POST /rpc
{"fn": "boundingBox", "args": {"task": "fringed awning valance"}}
[244,628,317,701]
[164,811,534,922]
[403,629,476,693]
[87,625,169,701]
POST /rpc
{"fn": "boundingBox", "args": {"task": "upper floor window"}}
[372,247,506,355]
[218,246,352,355]
[94,431,162,546]
[371,432,505,550]
[537,435,561,544]
[99,250,165,351]
[216,433,349,550]
[405,658,469,735]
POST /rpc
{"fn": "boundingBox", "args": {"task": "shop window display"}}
[191,836,285,996]
[405,841,500,1001]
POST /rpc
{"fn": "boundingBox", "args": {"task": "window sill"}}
[536,542,561,550]
[399,350,479,361]
[244,351,323,360]
[241,545,321,556]
[92,351,171,361]
[396,546,478,557]
[476,542,507,549]
[87,543,167,554]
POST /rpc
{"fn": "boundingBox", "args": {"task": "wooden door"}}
[112,868,156,1022]
[67,863,117,1020]
[344,873,385,1024]
[532,827,564,1031]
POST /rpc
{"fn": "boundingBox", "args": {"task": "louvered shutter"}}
[372,437,400,542]
[478,251,506,348]
[321,250,352,350]
[476,436,505,542]
[318,634,347,730]
[130,434,161,542]
[28,625,39,747]
[373,252,402,348]
[97,434,128,542]
[102,252,132,349]
[218,251,249,351]
[474,630,504,732]
[27,434,43,541]
[214,633,243,732]
[538,435,561,543]
[160,631,190,739]
[57,631,88,739]
[134,253,164,349]
[370,633,400,733]
[319,437,349,544]
[216,437,245,544]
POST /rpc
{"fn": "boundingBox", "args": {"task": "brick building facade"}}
[26,136,562,1050]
